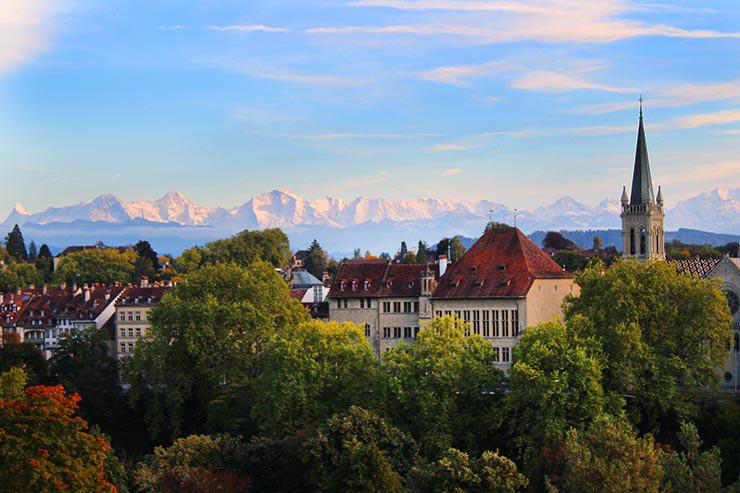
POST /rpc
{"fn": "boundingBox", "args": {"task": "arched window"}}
[640,227,646,255]
[630,228,636,255]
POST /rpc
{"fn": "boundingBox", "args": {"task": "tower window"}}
[630,228,636,255]
[640,227,646,255]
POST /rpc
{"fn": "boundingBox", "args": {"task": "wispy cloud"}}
[157,25,188,30]
[213,60,368,86]
[440,168,462,176]
[300,132,441,140]
[208,24,287,33]
[349,1,549,13]
[512,70,633,93]
[342,171,391,189]
[0,0,65,74]
[675,108,740,128]
[427,143,480,151]
[417,61,513,86]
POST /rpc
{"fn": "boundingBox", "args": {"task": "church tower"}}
[621,100,665,260]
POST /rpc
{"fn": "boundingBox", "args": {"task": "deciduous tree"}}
[54,247,138,285]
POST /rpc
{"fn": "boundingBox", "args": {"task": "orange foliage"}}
[0,384,116,492]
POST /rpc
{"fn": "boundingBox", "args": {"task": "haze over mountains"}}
[4,189,740,256]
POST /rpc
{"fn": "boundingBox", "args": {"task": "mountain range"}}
[4,189,740,256]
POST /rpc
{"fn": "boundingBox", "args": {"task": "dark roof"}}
[116,286,170,306]
[328,259,437,298]
[432,226,572,299]
[630,107,655,206]
[668,256,721,278]
[290,288,308,301]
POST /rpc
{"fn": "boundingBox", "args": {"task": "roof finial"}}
[639,94,643,119]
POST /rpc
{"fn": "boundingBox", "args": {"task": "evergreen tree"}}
[134,240,159,273]
[417,241,428,264]
[27,241,37,262]
[5,224,27,262]
[35,244,54,282]
[304,239,328,280]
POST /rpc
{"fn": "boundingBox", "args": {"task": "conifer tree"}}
[5,224,27,262]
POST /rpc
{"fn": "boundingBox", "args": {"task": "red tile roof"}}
[432,226,572,299]
[668,256,721,278]
[116,286,170,306]
[328,259,438,298]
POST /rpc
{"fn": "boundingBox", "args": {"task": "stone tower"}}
[621,102,665,260]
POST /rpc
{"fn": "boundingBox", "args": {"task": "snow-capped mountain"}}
[4,188,740,256]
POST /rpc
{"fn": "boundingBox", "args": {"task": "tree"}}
[543,231,578,251]
[417,240,428,264]
[303,406,418,493]
[592,235,603,250]
[125,261,309,440]
[134,240,159,272]
[48,327,124,436]
[398,241,408,260]
[28,240,37,262]
[450,236,466,262]
[0,332,48,385]
[54,247,138,285]
[4,224,27,261]
[35,243,54,281]
[0,372,117,492]
[0,261,44,291]
[381,316,505,457]
[134,434,250,493]
[0,366,27,400]
[503,320,607,469]
[251,321,379,437]
[564,261,733,432]
[304,239,328,280]
[552,249,588,272]
[409,448,528,493]
[552,415,663,493]
[202,228,291,269]
[660,422,721,493]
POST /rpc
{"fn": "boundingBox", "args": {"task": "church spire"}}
[630,96,655,206]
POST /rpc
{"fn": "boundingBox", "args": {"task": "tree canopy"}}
[4,224,27,261]
[54,247,138,285]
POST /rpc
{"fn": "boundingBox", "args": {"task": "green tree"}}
[409,448,528,493]
[4,224,27,261]
[398,241,408,260]
[503,320,607,469]
[251,321,378,437]
[552,249,588,272]
[552,415,663,493]
[450,236,466,262]
[660,421,721,493]
[28,240,37,262]
[0,374,117,492]
[0,332,48,385]
[592,235,603,250]
[303,406,418,493]
[134,434,249,493]
[0,366,27,400]
[125,261,309,440]
[564,260,733,432]
[134,240,159,271]
[48,327,124,436]
[35,243,54,282]
[417,240,428,264]
[0,261,44,291]
[54,247,138,285]
[382,316,505,458]
[304,239,328,280]
[543,231,578,251]
[203,228,291,269]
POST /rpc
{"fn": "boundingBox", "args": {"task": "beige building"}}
[114,285,169,360]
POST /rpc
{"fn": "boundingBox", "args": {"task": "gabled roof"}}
[290,270,322,289]
[668,256,722,279]
[432,226,572,299]
[116,286,170,306]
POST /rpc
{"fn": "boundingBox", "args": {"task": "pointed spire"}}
[656,185,663,204]
[629,98,655,206]
[621,186,629,205]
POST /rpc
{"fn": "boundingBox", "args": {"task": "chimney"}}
[60,281,66,291]
[140,276,149,288]
[28,284,35,290]
[83,286,90,302]
[16,287,21,296]
[0,293,4,304]
[42,284,47,295]
[72,283,78,294]
[438,255,449,277]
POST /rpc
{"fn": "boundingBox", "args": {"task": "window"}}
[493,347,500,361]
[393,327,401,338]
[119,328,125,338]
[136,328,142,338]
[472,310,480,335]
[336,299,342,309]
[360,299,365,309]
[128,343,134,353]
[482,310,490,337]
[502,347,510,362]
[403,327,412,338]
[120,312,125,321]
[444,310,451,317]
[343,299,348,309]
[492,310,500,337]
[512,309,520,335]
[435,310,442,318]
[454,310,461,320]
[393,302,401,313]
[120,343,126,354]
[365,323,371,338]
[128,328,134,338]
[128,311,133,321]
[554,285,559,293]
[403,301,412,313]
[383,302,391,313]
[413,301,419,313]
[367,299,372,309]
[364,280,370,291]
[135,311,141,321]
[414,327,420,337]
[502,310,509,337]
[383,327,391,338]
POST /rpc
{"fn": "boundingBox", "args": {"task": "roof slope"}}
[432,226,571,299]
[328,259,437,298]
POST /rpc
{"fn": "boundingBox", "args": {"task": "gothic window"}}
[726,290,740,316]
[630,228,636,255]
[640,227,646,255]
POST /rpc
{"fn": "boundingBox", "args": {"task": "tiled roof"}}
[668,256,721,279]
[116,286,170,306]
[432,226,572,299]
[328,259,438,298]
[291,270,322,288]
[290,288,308,301]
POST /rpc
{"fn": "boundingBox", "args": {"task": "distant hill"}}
[529,229,740,250]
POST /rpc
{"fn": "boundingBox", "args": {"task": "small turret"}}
[656,185,663,205]
[621,186,629,206]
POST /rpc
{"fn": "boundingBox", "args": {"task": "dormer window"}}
[352,281,358,291]
[364,280,370,291]
[340,281,346,292]
[498,265,506,272]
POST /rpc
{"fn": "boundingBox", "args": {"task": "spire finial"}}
[639,94,643,118]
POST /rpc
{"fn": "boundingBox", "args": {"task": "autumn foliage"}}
[0,384,116,492]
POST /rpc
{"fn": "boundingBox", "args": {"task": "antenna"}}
[513,208,518,228]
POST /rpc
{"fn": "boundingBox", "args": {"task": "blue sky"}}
[2,0,740,216]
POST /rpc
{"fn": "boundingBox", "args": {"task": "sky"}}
[2,0,740,216]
